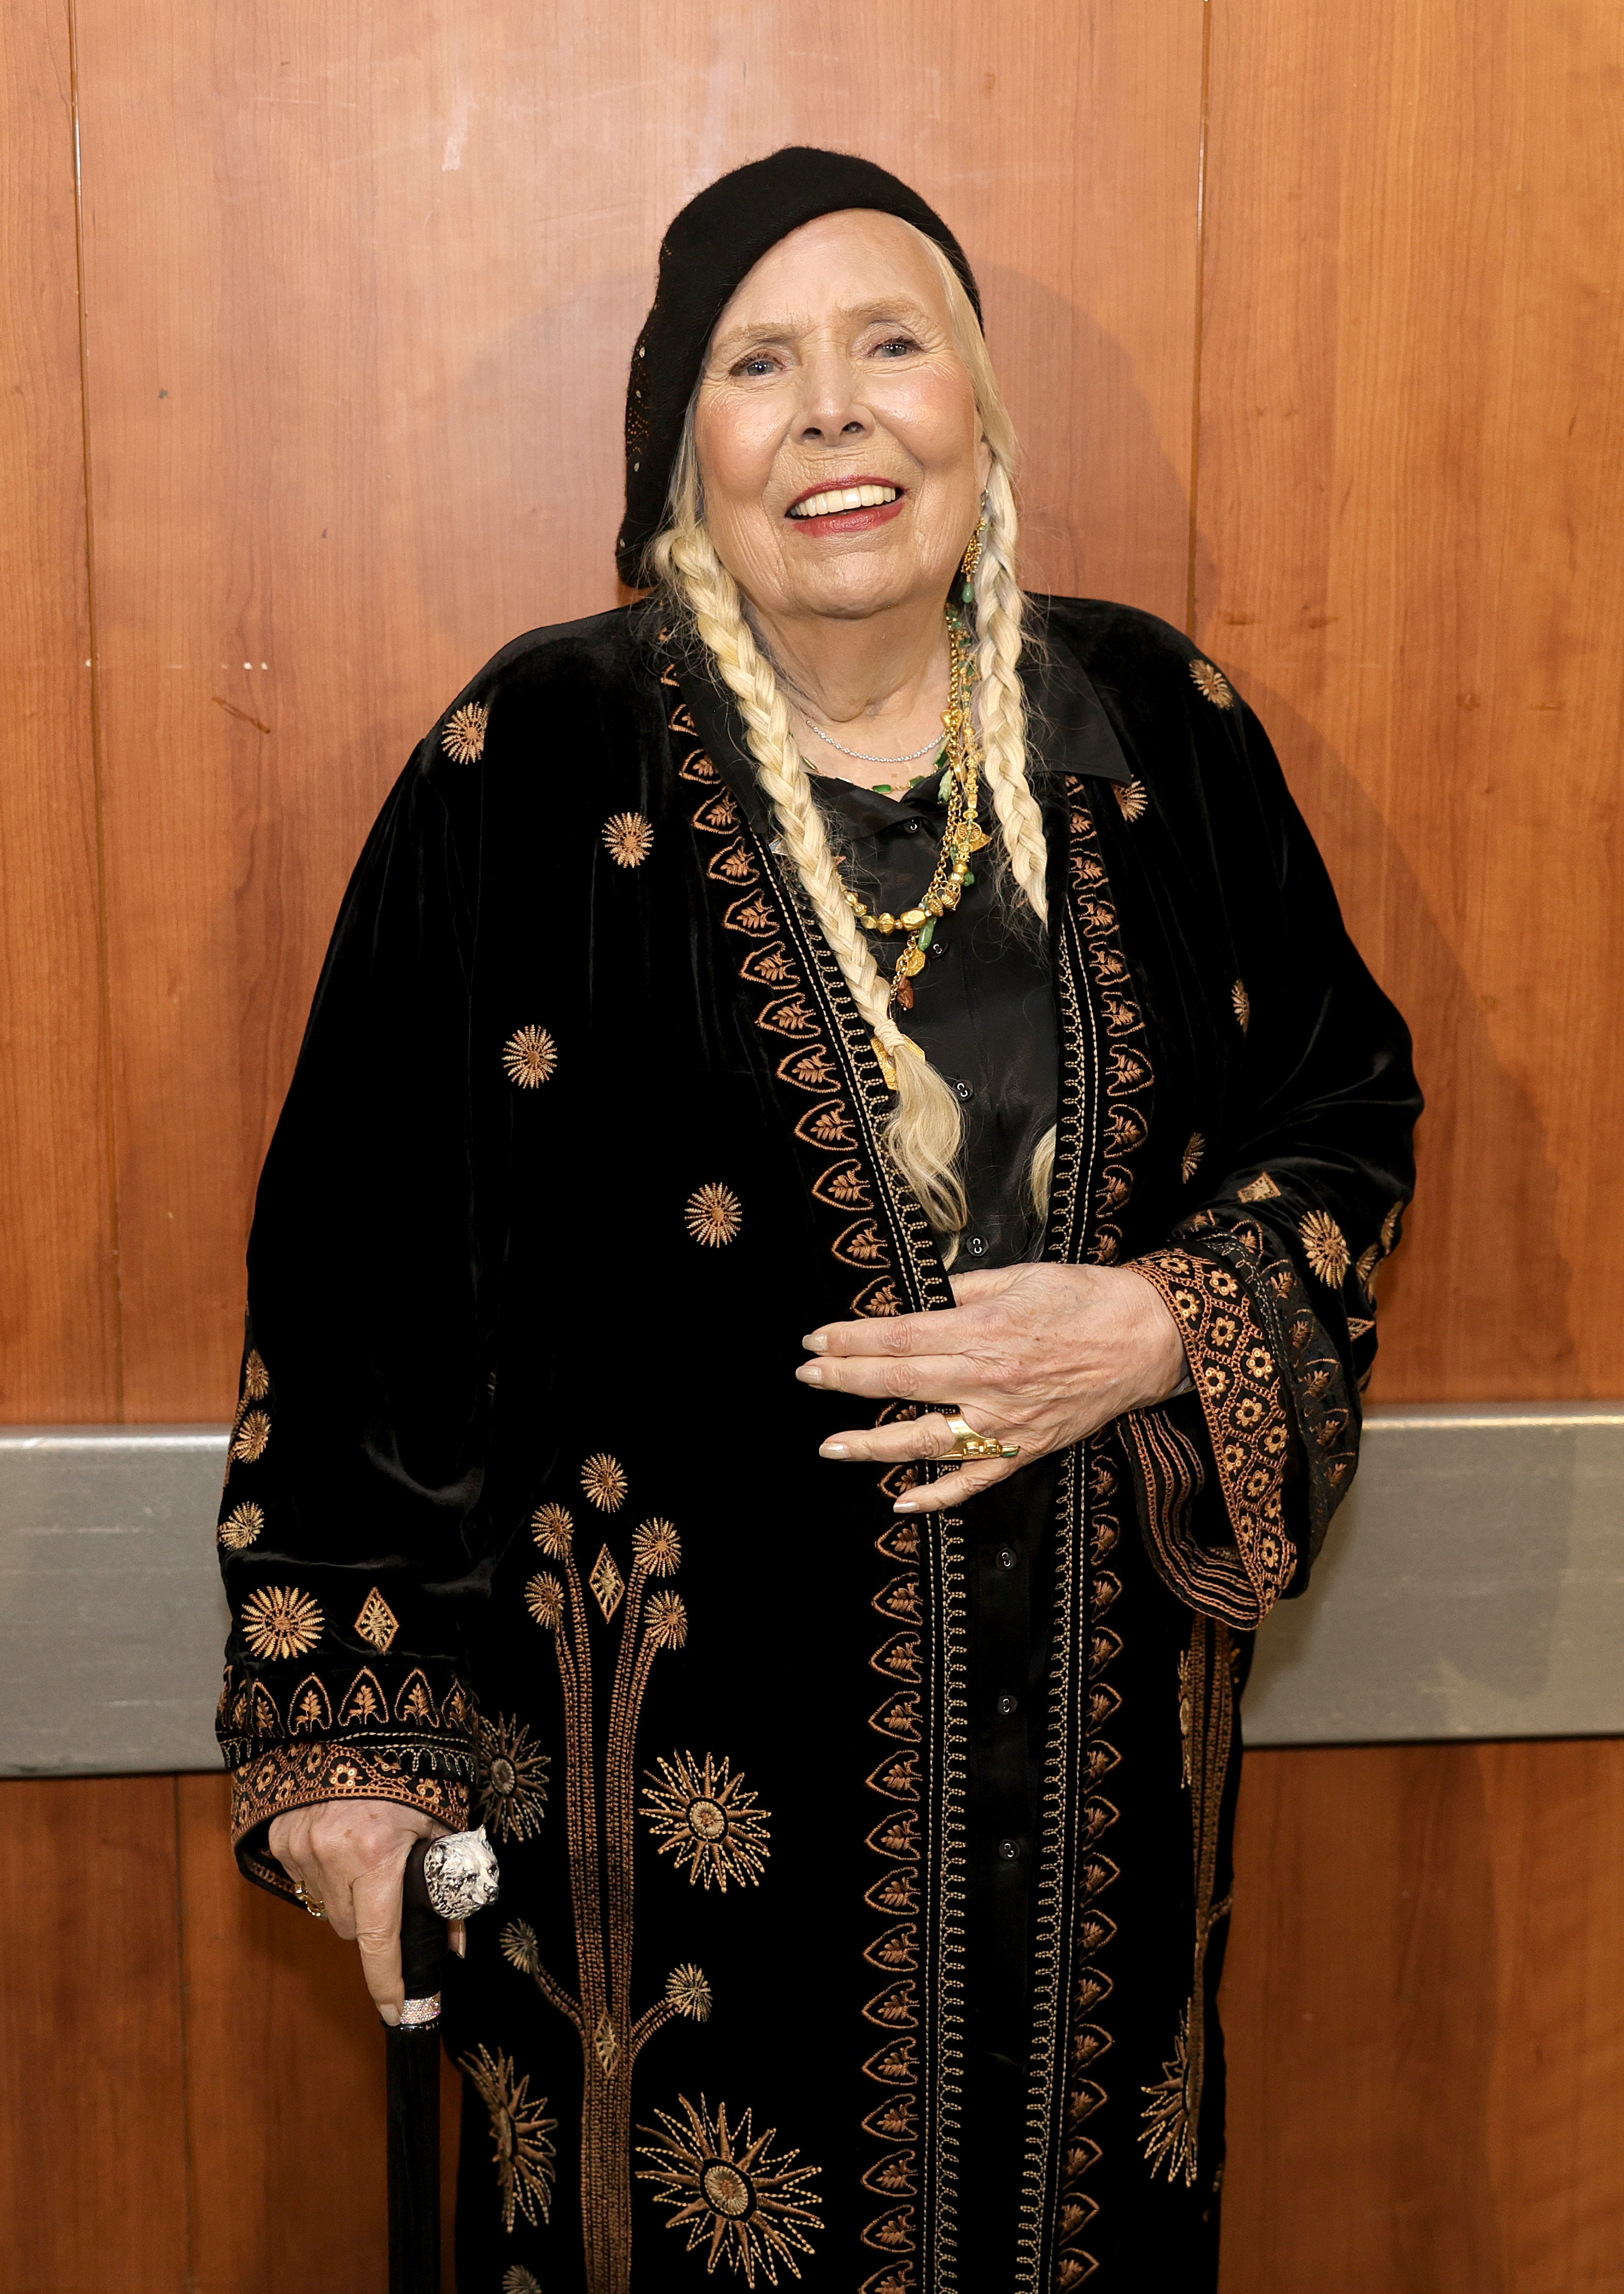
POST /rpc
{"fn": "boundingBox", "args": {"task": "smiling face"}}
[691,209,991,625]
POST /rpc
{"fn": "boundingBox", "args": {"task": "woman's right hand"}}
[268,1797,446,2025]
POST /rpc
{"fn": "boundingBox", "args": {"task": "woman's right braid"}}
[974,463,1049,924]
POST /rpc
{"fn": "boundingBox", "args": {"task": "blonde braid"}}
[655,512,968,1238]
[973,462,1049,924]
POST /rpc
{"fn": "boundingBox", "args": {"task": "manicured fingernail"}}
[820,1441,848,1458]
[378,2006,401,2027]
[801,1332,828,1352]
[894,1499,919,1513]
[796,1363,823,1385]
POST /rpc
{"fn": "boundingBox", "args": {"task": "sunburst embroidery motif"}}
[503,2270,542,2294]
[667,1963,713,2021]
[531,1502,574,1556]
[603,811,654,867]
[241,1584,325,1662]
[354,1587,399,1653]
[242,1350,270,1402]
[477,1712,551,1842]
[581,1453,627,1512]
[642,1751,771,1890]
[638,2095,822,2283]
[442,701,489,764]
[634,1517,682,1575]
[502,1025,557,1088]
[525,1572,565,1632]
[458,2043,557,2232]
[1189,659,1235,710]
[230,1409,271,1464]
[1231,979,1250,1030]
[685,1182,742,1247]
[1115,778,1149,822]
[1356,1242,1381,1292]
[1381,1199,1404,1252]
[218,1502,264,1551]
[1181,1132,1204,1183]
[1299,1209,1351,1286]
[644,1590,688,1650]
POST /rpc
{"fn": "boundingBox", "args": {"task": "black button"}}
[927,938,948,960]
[902,817,922,833]
[997,1693,1018,1716]
[952,1077,974,1102]
[997,1838,1020,1862]
[964,1234,988,1258]
[996,1545,1017,1571]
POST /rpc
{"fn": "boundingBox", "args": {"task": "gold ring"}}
[942,1415,1020,1461]
[295,1885,327,1921]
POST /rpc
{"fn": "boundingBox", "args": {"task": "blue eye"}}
[736,354,778,378]
[875,337,919,358]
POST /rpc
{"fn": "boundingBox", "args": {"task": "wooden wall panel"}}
[1220,1741,1624,2294]
[0,1778,188,2293]
[0,1,120,1421]
[176,1773,390,2293]
[71,0,1203,1419]
[1196,4,1624,1400]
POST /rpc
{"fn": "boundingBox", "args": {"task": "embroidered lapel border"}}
[659,635,969,2291]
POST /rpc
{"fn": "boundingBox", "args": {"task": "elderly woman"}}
[216,149,1418,2291]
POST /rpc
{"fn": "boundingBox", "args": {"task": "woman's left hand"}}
[796,1261,1188,1511]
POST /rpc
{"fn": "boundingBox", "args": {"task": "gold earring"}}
[959,507,989,603]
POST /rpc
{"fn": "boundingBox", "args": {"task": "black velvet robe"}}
[215,595,1420,2293]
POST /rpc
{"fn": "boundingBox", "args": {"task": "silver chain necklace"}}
[776,665,947,766]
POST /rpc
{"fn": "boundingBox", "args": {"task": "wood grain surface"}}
[0,0,120,1421]
[1221,1741,1624,2293]
[176,1773,390,2293]
[0,1778,188,2293]
[69,0,1203,1419]
[1197,2,1624,1400]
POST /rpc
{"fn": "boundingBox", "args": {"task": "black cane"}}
[388,1838,445,2294]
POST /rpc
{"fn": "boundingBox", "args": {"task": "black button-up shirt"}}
[812,769,1060,1268]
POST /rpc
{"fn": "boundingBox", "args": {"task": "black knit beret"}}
[617,147,982,586]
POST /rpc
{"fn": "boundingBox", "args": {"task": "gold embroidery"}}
[505,1480,705,2287]
[338,1666,388,1725]
[230,1409,271,1464]
[476,1712,551,1842]
[241,1350,269,1402]
[503,2270,542,2294]
[354,1587,399,1652]
[1065,788,1154,1266]
[458,2043,558,2231]
[1190,659,1235,710]
[218,1501,264,1551]
[1231,979,1250,1030]
[637,2096,822,2281]
[641,1750,770,1890]
[241,1585,323,1662]
[1181,1133,1204,1183]
[1236,1173,1280,1202]
[1381,1199,1404,1252]
[228,1738,471,1862]
[589,1545,626,1621]
[1299,1209,1350,1286]
[1348,1315,1376,1338]
[394,1669,437,1724]
[582,1454,628,1512]
[533,1502,574,1555]
[1141,1620,1235,2185]
[1114,777,1149,822]
[1134,1247,1296,1620]
[288,1675,331,1731]
[441,701,489,763]
[685,1182,742,1247]
[503,1025,558,1088]
[1054,1441,1125,2284]
[602,811,654,867]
